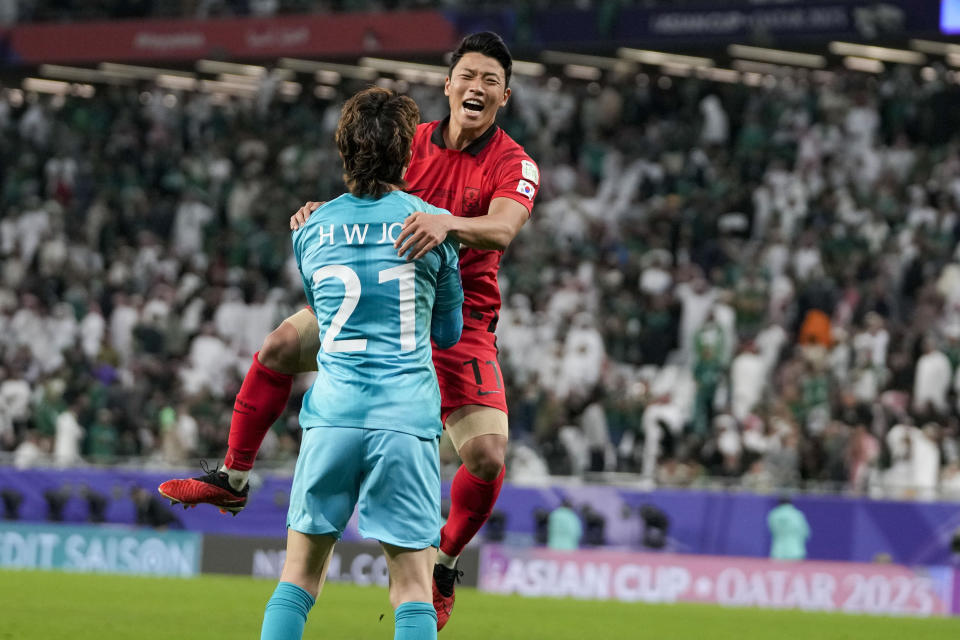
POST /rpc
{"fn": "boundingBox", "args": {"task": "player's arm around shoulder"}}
[445,151,539,251]
[394,172,536,259]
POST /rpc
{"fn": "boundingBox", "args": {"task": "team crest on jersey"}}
[462,187,481,214]
[516,179,535,200]
[521,160,539,184]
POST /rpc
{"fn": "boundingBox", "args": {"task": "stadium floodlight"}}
[947,53,960,67]
[217,72,260,85]
[697,67,740,84]
[728,45,826,69]
[278,58,377,80]
[199,79,260,95]
[741,72,764,87]
[38,64,132,85]
[512,60,546,77]
[828,42,925,65]
[660,62,693,77]
[359,58,449,86]
[910,39,960,56]
[843,56,885,74]
[563,64,602,81]
[617,47,714,69]
[23,77,71,95]
[196,59,269,77]
[542,51,637,74]
[733,59,790,76]
[99,62,196,80]
[156,74,199,91]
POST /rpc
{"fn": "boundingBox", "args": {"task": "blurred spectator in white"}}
[13,198,51,265]
[558,312,605,397]
[508,442,550,482]
[853,312,889,368]
[913,336,952,417]
[172,190,214,258]
[884,421,941,499]
[14,431,46,470]
[715,414,742,476]
[639,249,673,297]
[176,404,200,459]
[54,399,85,467]
[640,365,694,478]
[913,424,942,500]
[79,303,106,360]
[580,395,612,472]
[676,271,716,359]
[730,342,766,422]
[109,293,140,365]
[844,92,879,151]
[0,366,31,444]
[699,95,728,146]
[180,323,236,398]
[906,185,937,231]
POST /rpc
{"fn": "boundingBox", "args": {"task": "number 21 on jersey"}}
[312,263,416,353]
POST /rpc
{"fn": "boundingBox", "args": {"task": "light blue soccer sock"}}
[394,601,437,640]
[260,581,316,640]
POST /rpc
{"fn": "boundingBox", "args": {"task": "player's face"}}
[445,52,511,133]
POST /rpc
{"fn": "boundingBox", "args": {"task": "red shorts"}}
[433,326,507,424]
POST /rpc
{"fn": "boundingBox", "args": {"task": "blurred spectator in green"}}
[547,499,583,551]
[767,496,810,561]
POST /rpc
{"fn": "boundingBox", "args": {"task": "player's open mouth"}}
[463,99,484,113]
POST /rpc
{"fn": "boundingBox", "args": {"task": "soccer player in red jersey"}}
[159,31,538,630]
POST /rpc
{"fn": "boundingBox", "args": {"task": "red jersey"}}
[405,118,539,322]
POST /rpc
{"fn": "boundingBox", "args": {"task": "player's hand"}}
[290,201,324,230]
[395,211,451,260]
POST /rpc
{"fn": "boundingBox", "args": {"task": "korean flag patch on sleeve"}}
[521,159,539,184]
[517,179,535,200]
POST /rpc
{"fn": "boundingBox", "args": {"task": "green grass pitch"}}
[2,569,959,639]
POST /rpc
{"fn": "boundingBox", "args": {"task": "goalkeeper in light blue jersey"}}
[260,87,463,640]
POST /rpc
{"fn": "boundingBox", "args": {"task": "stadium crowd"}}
[2,60,960,500]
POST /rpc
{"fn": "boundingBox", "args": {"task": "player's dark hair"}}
[335,87,420,198]
[448,31,513,87]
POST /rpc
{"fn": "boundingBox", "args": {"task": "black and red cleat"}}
[157,461,248,516]
[432,563,463,631]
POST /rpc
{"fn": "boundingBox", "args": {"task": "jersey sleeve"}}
[433,238,464,313]
[491,151,540,214]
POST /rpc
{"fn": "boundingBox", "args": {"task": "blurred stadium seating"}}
[1,0,960,506]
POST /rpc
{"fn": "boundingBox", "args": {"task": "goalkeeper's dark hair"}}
[335,87,420,199]
[449,31,513,87]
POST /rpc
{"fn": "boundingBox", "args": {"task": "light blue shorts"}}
[287,426,441,550]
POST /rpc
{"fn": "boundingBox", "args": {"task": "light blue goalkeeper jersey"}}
[292,190,463,439]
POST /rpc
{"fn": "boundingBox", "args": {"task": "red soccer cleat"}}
[157,461,248,515]
[432,563,463,631]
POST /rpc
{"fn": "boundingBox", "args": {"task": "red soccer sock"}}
[439,464,505,558]
[224,352,294,471]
